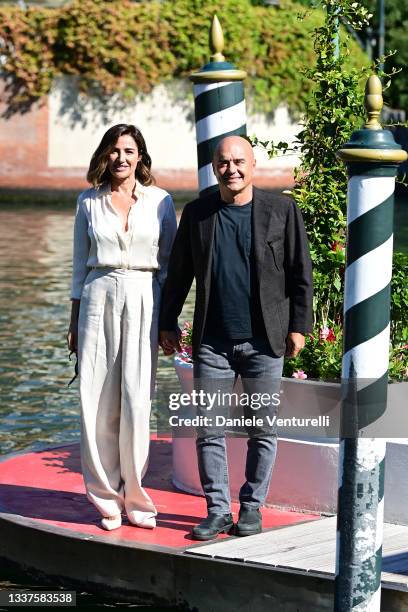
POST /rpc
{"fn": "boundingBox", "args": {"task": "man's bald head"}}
[213,136,255,164]
[212,135,256,203]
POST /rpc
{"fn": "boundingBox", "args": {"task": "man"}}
[159,136,312,540]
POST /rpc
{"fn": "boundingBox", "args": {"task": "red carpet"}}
[0,439,319,548]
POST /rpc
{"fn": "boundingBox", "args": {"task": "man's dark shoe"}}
[235,507,262,536]
[192,513,234,541]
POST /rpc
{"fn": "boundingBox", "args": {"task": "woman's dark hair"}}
[87,124,154,187]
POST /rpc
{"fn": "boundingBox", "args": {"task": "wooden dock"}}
[187,516,408,591]
[0,440,407,610]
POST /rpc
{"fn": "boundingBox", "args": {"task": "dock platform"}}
[0,439,407,610]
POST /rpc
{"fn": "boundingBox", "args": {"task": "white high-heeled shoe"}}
[101,515,122,531]
[127,511,156,529]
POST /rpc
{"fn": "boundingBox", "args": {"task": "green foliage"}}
[391,252,408,345]
[283,324,343,381]
[0,6,57,111]
[299,0,408,109]
[283,323,408,381]
[389,344,408,381]
[363,0,408,110]
[254,0,371,323]
[55,1,176,98]
[0,0,367,116]
[254,0,407,381]
[179,321,193,363]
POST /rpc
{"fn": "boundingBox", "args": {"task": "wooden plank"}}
[186,517,336,559]
[383,543,408,557]
[383,523,408,536]
[383,537,408,551]
[279,551,335,573]
[381,572,408,589]
[234,530,335,563]
[245,540,335,566]
[186,517,408,591]
[383,533,408,555]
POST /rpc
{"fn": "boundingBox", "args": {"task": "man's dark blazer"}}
[159,187,313,358]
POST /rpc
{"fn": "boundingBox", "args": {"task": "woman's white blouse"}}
[71,181,177,300]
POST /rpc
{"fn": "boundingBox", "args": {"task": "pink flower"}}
[292,370,307,379]
[319,327,336,342]
[331,241,345,252]
[180,321,193,351]
[319,326,330,340]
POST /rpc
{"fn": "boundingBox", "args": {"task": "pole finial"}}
[210,15,225,62]
[364,75,383,130]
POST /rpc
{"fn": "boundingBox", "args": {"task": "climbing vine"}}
[0,0,367,115]
[251,0,407,380]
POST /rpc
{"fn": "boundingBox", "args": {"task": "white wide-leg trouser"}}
[78,267,159,521]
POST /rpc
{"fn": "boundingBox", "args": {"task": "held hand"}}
[159,329,182,356]
[68,299,80,354]
[285,332,305,358]
[67,323,78,354]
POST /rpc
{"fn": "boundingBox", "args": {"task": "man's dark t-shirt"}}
[204,199,265,339]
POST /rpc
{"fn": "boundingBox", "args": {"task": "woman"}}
[67,124,177,531]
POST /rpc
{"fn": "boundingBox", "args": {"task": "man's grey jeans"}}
[193,335,284,515]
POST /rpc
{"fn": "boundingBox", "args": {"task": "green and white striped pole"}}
[190,15,247,197]
[334,75,407,611]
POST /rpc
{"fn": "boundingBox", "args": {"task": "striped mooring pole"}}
[334,75,407,611]
[190,15,247,197]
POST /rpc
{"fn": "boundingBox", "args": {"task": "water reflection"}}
[0,208,194,455]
